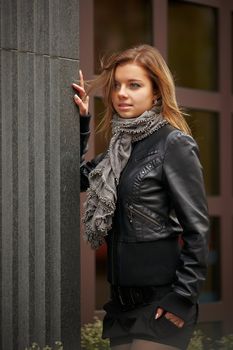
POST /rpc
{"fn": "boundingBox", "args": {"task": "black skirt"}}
[102,291,198,350]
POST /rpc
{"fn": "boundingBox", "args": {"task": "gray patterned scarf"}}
[83,106,168,249]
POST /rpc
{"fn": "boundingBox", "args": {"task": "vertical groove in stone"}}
[0,0,1,48]
[28,52,35,346]
[34,54,46,346]
[1,50,13,350]
[0,48,2,350]
[44,56,51,345]
[49,57,61,343]
[12,51,19,350]
[17,52,30,349]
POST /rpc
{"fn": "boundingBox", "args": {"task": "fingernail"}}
[155,313,159,320]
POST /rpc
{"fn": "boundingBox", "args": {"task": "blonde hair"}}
[86,44,191,135]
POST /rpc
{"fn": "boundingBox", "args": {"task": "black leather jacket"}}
[80,115,209,320]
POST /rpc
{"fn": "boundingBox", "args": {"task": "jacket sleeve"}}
[80,115,105,192]
[159,130,209,321]
[80,114,91,164]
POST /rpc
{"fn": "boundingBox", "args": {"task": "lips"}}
[118,103,132,109]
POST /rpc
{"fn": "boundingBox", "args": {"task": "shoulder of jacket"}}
[164,126,198,156]
[147,124,184,145]
[166,128,196,144]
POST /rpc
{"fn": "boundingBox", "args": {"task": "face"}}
[111,62,155,119]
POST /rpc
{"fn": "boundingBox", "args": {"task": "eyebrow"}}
[114,79,143,83]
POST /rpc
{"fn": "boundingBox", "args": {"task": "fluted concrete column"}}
[0,1,80,349]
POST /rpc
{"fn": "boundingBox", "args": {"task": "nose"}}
[117,85,128,98]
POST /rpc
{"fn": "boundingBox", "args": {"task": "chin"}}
[121,116,137,119]
[119,113,138,119]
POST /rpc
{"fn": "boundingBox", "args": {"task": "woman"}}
[73,45,209,350]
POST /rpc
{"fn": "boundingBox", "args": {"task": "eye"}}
[129,82,141,89]
[113,81,120,90]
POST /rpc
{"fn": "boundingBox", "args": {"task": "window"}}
[200,217,221,302]
[186,110,219,195]
[168,1,218,90]
[94,0,153,73]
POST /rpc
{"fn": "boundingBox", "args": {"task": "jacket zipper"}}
[128,204,161,226]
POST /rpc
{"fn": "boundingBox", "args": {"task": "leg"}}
[130,339,180,350]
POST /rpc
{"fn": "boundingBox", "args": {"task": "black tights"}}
[111,339,179,350]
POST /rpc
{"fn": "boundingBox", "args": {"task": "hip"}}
[102,292,198,349]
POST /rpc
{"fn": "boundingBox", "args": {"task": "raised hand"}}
[72,69,89,116]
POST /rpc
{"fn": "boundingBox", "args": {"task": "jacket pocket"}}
[128,205,161,226]
[127,205,164,241]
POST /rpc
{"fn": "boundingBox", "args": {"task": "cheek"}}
[135,88,153,101]
[137,92,153,105]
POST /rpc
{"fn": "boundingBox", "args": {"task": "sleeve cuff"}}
[80,114,91,133]
[158,291,195,322]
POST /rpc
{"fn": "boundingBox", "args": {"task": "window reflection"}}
[168,1,218,90]
[94,0,153,73]
[186,109,219,195]
[200,217,221,302]
[94,97,110,156]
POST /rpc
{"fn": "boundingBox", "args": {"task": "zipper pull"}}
[128,205,133,223]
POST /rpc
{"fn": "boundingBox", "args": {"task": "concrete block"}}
[34,0,50,54]
[49,0,79,59]
[17,0,34,52]
[0,0,18,49]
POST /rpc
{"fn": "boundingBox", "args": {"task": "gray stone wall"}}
[0,1,80,349]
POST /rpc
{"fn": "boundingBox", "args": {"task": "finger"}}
[170,318,184,328]
[72,83,85,95]
[74,94,83,106]
[79,69,84,88]
[155,307,164,320]
[165,313,184,328]
[74,94,89,115]
[174,320,184,328]
[74,93,88,105]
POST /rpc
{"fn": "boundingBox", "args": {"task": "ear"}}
[152,95,157,105]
